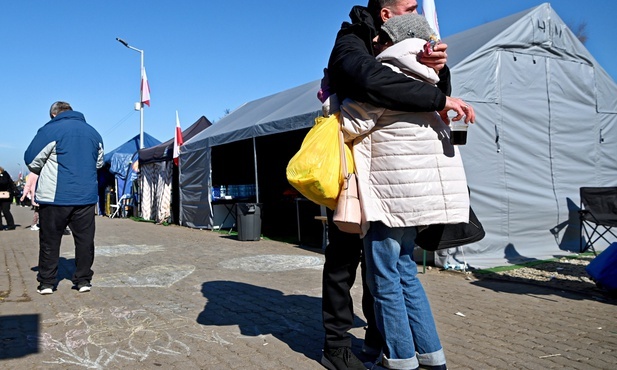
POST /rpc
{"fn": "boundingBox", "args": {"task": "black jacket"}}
[0,171,16,199]
[327,6,451,112]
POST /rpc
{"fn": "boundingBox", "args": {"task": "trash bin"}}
[236,203,262,241]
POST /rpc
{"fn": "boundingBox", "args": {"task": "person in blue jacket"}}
[24,101,104,295]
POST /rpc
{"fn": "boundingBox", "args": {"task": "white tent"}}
[138,116,212,224]
[179,3,617,267]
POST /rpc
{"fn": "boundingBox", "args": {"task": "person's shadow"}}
[196,280,367,364]
[57,257,76,282]
[31,257,76,286]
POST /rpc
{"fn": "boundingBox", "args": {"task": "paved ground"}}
[1,205,616,369]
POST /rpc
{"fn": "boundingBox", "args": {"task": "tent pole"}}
[253,137,259,203]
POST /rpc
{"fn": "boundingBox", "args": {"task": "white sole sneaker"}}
[78,284,91,293]
[37,286,53,295]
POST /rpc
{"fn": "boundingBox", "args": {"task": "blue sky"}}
[1,0,615,178]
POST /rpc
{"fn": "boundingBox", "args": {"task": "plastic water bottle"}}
[220,185,226,197]
[444,263,467,271]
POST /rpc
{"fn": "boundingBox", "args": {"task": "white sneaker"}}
[77,283,92,293]
[30,225,40,231]
[37,284,54,295]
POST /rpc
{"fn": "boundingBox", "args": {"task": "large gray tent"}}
[444,3,617,268]
[179,3,617,267]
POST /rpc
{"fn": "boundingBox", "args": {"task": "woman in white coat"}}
[339,13,475,370]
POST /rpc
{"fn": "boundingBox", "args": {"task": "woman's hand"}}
[418,42,448,71]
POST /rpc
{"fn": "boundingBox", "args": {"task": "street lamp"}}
[116,37,145,149]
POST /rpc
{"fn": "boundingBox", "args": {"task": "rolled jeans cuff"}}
[382,353,418,370]
[418,348,446,366]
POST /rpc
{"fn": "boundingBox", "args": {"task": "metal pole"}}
[253,137,259,203]
[139,50,144,149]
[116,38,145,149]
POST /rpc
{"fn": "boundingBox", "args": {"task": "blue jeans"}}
[363,222,446,370]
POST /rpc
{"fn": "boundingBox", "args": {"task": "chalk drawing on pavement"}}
[36,306,193,369]
[184,330,234,346]
[95,265,195,288]
[141,301,193,315]
[61,244,194,288]
[218,254,324,272]
[62,244,165,258]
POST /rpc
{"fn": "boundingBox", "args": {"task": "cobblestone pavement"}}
[1,206,616,369]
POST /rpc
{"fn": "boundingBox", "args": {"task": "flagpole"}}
[423,0,441,40]
[116,37,145,149]
[139,50,144,149]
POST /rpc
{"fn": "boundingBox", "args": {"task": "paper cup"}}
[450,124,468,145]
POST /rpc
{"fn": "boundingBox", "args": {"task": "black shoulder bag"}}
[414,206,485,251]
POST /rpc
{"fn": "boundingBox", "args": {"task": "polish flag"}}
[141,67,151,107]
[423,0,441,39]
[173,111,183,166]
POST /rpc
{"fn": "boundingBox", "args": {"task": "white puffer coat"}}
[339,38,469,236]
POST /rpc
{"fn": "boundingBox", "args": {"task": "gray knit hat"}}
[381,13,435,44]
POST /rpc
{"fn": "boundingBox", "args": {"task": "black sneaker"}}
[76,282,92,293]
[37,284,54,295]
[360,342,381,362]
[363,362,387,370]
[418,365,447,370]
[321,347,367,370]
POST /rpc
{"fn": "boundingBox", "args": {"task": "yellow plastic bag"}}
[286,113,354,210]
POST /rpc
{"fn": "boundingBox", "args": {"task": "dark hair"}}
[376,29,393,45]
[367,0,399,27]
[367,0,382,18]
[49,101,73,118]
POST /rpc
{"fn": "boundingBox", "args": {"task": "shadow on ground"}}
[196,280,367,364]
[0,314,39,359]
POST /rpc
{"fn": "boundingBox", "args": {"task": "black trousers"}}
[0,200,15,228]
[37,204,96,286]
[322,209,383,350]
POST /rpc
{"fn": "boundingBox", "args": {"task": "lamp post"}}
[116,37,145,149]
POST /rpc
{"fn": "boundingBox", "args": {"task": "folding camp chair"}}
[579,187,617,255]
[109,193,132,218]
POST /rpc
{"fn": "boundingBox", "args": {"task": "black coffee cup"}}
[450,124,468,145]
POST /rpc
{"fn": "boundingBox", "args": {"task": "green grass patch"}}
[475,252,595,274]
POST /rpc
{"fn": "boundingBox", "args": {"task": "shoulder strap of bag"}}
[339,125,348,179]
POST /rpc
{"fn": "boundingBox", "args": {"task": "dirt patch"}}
[471,255,616,299]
